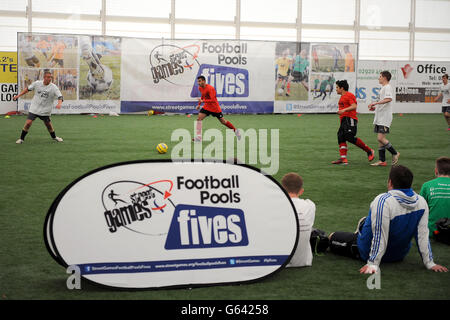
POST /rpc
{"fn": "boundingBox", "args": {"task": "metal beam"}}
[235,0,241,40]
[170,0,175,39]
[101,0,106,36]
[410,0,416,60]
[355,0,360,43]
[27,0,32,32]
[25,11,100,21]
[297,0,302,42]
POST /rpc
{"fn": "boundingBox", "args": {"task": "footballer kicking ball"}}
[156,143,168,154]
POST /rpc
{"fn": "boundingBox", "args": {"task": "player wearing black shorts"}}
[13,71,64,144]
[193,76,240,142]
[199,107,223,119]
[368,71,400,166]
[332,80,374,165]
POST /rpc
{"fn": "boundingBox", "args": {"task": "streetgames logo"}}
[401,64,413,79]
[101,180,175,235]
[149,44,200,86]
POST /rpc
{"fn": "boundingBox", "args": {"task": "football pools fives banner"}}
[45,160,299,289]
[17,32,448,115]
[17,32,358,114]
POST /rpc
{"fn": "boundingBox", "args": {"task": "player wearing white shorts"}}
[13,71,64,144]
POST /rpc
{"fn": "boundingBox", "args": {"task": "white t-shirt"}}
[439,83,450,107]
[28,81,63,116]
[373,83,394,127]
[286,198,316,268]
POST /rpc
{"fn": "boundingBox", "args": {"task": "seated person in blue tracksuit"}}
[328,165,448,274]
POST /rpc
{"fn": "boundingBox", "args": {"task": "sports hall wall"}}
[6,32,449,115]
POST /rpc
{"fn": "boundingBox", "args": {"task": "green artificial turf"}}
[0,113,449,300]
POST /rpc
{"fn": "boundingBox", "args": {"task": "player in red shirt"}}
[193,76,241,142]
[332,80,374,165]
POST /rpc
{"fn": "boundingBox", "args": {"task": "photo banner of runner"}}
[16,33,360,114]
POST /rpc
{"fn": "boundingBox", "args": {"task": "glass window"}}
[33,0,101,15]
[241,0,297,23]
[302,29,355,43]
[302,0,355,25]
[415,32,450,61]
[360,0,411,28]
[0,17,28,51]
[240,27,297,41]
[106,21,170,39]
[107,0,170,18]
[33,18,102,35]
[176,0,235,21]
[175,24,235,40]
[416,0,450,28]
[3,0,27,11]
[359,31,410,60]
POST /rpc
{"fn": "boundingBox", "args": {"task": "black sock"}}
[20,130,28,140]
[385,142,397,155]
[379,147,386,162]
[50,131,56,139]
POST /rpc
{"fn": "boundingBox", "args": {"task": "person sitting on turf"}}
[420,156,450,239]
[281,172,316,267]
[328,165,448,274]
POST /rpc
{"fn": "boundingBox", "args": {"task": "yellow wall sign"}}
[0,52,18,113]
[0,52,17,83]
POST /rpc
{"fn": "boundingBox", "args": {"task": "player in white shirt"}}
[281,173,316,267]
[368,71,400,167]
[433,73,450,131]
[13,70,64,144]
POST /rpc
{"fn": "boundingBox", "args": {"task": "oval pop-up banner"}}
[44,160,299,289]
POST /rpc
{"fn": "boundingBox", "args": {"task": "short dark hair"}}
[336,80,349,91]
[442,73,449,80]
[380,71,392,82]
[197,76,206,81]
[389,165,413,189]
[436,156,450,175]
[281,173,303,194]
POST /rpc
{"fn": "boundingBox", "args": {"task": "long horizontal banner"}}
[16,32,448,115]
[17,33,357,114]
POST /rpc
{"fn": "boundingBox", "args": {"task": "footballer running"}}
[332,80,374,165]
[193,76,241,142]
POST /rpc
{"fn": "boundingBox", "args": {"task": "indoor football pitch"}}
[0,113,449,300]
